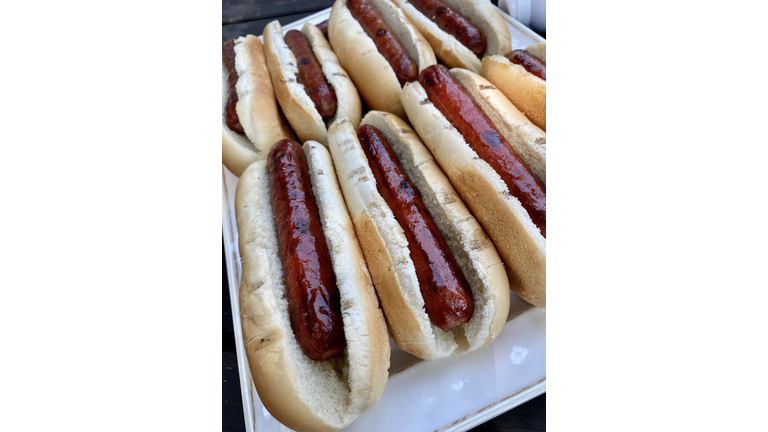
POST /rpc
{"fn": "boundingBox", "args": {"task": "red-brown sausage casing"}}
[316,19,329,37]
[357,125,474,331]
[346,0,418,87]
[223,39,246,134]
[418,65,546,238]
[284,30,338,118]
[504,49,546,81]
[408,0,486,58]
[268,139,347,361]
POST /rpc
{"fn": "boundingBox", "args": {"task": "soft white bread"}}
[235,141,390,432]
[328,0,436,118]
[481,54,546,131]
[451,68,546,184]
[222,35,293,177]
[263,21,362,146]
[526,41,546,62]
[402,79,545,308]
[328,113,509,360]
[392,0,511,74]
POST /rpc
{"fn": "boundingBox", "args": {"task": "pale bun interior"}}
[526,41,546,62]
[235,141,389,432]
[263,21,362,146]
[222,35,292,177]
[401,81,546,308]
[392,0,511,73]
[481,54,546,131]
[328,113,509,359]
[328,0,435,118]
[451,68,546,184]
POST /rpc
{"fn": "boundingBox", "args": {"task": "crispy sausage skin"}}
[268,139,347,361]
[418,65,546,238]
[284,30,338,118]
[346,0,418,87]
[504,49,546,81]
[223,39,246,134]
[408,0,486,58]
[357,125,474,331]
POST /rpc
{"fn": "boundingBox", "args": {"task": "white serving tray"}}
[223,7,546,432]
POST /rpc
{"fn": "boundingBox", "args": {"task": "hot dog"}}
[268,139,346,361]
[481,41,547,131]
[283,30,338,118]
[328,0,436,118]
[236,139,390,432]
[222,35,293,177]
[329,111,510,360]
[357,125,474,331]
[419,64,546,237]
[223,39,245,135]
[392,0,511,73]
[408,0,486,57]
[346,0,418,86]
[264,21,362,146]
[505,49,545,81]
[402,64,546,308]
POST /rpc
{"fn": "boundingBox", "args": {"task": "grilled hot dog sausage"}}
[268,139,347,361]
[284,30,338,118]
[357,125,474,331]
[408,0,486,57]
[223,39,245,134]
[504,49,546,81]
[346,0,418,86]
[316,19,329,37]
[419,65,546,238]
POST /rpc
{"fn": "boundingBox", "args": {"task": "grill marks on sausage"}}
[409,0,487,58]
[357,125,474,331]
[223,39,245,134]
[346,0,418,86]
[284,30,338,118]
[504,49,546,81]
[419,65,546,238]
[268,139,346,361]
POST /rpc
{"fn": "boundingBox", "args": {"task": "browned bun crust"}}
[328,113,509,359]
[481,54,546,131]
[401,77,546,308]
[222,35,292,177]
[328,0,436,118]
[263,21,362,146]
[392,0,511,73]
[235,141,390,432]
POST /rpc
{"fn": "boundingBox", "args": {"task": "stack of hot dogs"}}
[222,0,546,430]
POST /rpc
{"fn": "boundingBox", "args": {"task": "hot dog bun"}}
[526,41,546,62]
[328,0,436,118]
[329,112,509,360]
[235,141,390,432]
[402,68,546,308]
[480,42,546,131]
[392,0,511,73]
[263,21,362,146]
[222,35,293,177]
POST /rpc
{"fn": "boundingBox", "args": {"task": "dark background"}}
[222,1,546,430]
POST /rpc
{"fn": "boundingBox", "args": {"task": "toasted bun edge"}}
[481,55,546,132]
